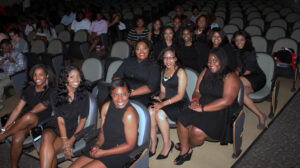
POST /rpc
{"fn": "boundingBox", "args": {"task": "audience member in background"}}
[148,48,188,160]
[112,39,160,106]
[71,11,91,33]
[108,10,126,43]
[0,39,26,109]
[160,26,177,53]
[232,30,267,129]
[80,7,92,21]
[0,64,55,168]
[127,17,149,46]
[0,32,8,42]
[190,6,201,24]
[208,14,219,29]
[178,27,208,73]
[172,16,183,46]
[173,5,188,25]
[60,8,76,26]
[148,19,164,60]
[9,28,29,53]
[207,28,237,71]
[39,66,90,168]
[24,17,37,36]
[174,48,240,165]
[194,15,209,43]
[88,11,108,53]
[70,79,139,168]
[36,18,57,42]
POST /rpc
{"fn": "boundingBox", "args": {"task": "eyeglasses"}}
[163,57,175,60]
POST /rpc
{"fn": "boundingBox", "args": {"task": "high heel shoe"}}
[149,138,159,157]
[156,141,174,160]
[257,114,267,130]
[174,148,193,165]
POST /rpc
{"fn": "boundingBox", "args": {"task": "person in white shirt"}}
[60,8,76,26]
[24,17,36,36]
[71,11,91,33]
[88,11,108,52]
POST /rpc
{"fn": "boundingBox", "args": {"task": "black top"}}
[113,57,160,92]
[236,50,263,74]
[43,90,90,138]
[178,43,209,73]
[21,85,52,122]
[101,101,133,149]
[151,33,163,60]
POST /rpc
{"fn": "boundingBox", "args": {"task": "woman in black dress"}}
[0,64,55,168]
[70,79,139,168]
[113,39,161,106]
[207,28,237,71]
[174,48,240,165]
[148,47,188,160]
[178,27,209,73]
[232,30,267,129]
[38,66,90,168]
[194,15,209,43]
[148,19,164,60]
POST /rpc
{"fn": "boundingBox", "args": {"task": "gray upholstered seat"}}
[81,58,104,83]
[110,41,130,59]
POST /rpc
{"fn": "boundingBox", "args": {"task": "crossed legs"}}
[69,156,107,168]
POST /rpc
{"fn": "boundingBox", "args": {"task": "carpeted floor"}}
[232,90,300,168]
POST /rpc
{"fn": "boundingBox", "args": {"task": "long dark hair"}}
[208,48,232,79]
[179,26,195,48]
[150,19,164,39]
[207,28,229,48]
[37,18,53,36]
[162,26,176,48]
[133,38,155,64]
[29,64,56,89]
[231,30,255,52]
[55,66,88,107]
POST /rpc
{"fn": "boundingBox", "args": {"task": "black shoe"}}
[156,141,174,160]
[174,148,193,165]
[149,138,159,157]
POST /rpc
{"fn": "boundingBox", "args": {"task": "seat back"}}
[223,24,239,34]
[105,59,123,83]
[290,29,300,43]
[81,58,103,82]
[265,12,280,22]
[270,19,288,30]
[160,16,171,25]
[244,25,262,36]
[110,41,130,59]
[48,39,63,55]
[272,38,298,53]
[184,68,199,101]
[249,18,265,31]
[51,54,63,75]
[251,36,268,53]
[30,39,47,54]
[55,24,65,34]
[265,27,286,41]
[74,30,88,42]
[10,70,27,97]
[293,20,300,30]
[229,18,243,29]
[285,13,300,24]
[58,30,71,43]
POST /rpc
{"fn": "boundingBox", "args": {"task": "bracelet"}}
[201,105,205,112]
[61,136,68,139]
[1,128,5,132]
[192,98,199,102]
[168,99,172,105]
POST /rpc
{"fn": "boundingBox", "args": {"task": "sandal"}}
[174,148,193,165]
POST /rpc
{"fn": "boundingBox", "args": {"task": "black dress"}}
[161,68,189,121]
[151,33,163,60]
[43,90,89,138]
[96,102,136,167]
[178,71,238,144]
[236,50,266,92]
[220,44,238,71]
[20,85,52,123]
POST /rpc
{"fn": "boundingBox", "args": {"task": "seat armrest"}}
[74,125,97,140]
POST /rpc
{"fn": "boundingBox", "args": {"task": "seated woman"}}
[232,30,267,129]
[148,19,164,60]
[38,66,90,168]
[148,47,188,160]
[36,18,57,42]
[174,48,240,165]
[0,64,55,168]
[127,17,149,46]
[193,15,209,44]
[111,39,160,106]
[70,79,139,168]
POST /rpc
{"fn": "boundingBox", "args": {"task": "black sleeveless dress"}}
[96,102,136,167]
[161,68,189,122]
[178,71,238,144]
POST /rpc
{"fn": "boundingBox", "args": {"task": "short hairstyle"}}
[110,79,129,93]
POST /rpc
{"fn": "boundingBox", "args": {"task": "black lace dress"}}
[178,71,238,144]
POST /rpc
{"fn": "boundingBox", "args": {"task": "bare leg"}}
[176,122,190,155]
[155,110,171,155]
[69,156,95,168]
[89,37,100,53]
[82,160,107,168]
[148,107,158,153]
[188,126,207,147]
[10,129,29,168]
[40,129,63,168]
[0,113,38,141]
[240,77,265,124]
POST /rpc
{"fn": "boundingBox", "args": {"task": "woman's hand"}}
[62,138,73,160]
[152,96,161,102]
[189,101,200,110]
[153,102,163,111]
[90,148,106,158]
